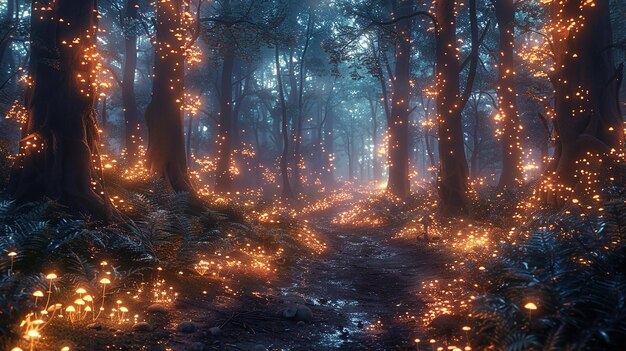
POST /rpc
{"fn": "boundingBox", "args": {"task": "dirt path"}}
[170,212,445,351]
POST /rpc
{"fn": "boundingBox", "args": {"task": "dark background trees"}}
[0,0,623,216]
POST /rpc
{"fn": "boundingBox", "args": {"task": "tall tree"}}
[214,45,235,192]
[275,45,295,199]
[213,0,236,193]
[435,0,479,216]
[495,0,523,189]
[321,104,335,186]
[121,0,142,160]
[544,0,623,205]
[292,13,313,193]
[385,0,413,198]
[145,0,194,192]
[9,0,110,215]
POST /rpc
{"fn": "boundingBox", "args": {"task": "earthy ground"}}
[168,211,444,351]
[47,206,445,351]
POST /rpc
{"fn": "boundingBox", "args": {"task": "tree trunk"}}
[346,133,353,181]
[369,97,381,181]
[100,96,107,131]
[322,105,335,186]
[386,0,412,198]
[495,0,523,189]
[145,0,193,193]
[215,48,235,192]
[0,0,15,83]
[435,0,473,216]
[122,0,141,160]
[425,132,435,171]
[186,111,193,164]
[9,0,110,216]
[275,46,294,199]
[544,0,623,205]
[293,15,313,193]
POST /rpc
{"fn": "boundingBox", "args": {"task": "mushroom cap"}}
[524,302,538,310]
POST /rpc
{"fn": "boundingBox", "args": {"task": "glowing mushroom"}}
[524,302,538,321]
[97,278,111,320]
[33,290,44,306]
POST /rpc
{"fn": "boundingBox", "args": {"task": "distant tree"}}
[494,0,523,189]
[121,0,142,160]
[275,44,295,199]
[201,0,280,193]
[145,0,194,192]
[292,12,313,193]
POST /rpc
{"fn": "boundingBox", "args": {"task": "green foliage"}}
[470,181,537,226]
[123,190,225,269]
[0,188,228,340]
[470,200,626,350]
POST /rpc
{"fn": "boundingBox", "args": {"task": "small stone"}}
[147,304,168,314]
[296,321,305,326]
[132,322,152,332]
[281,305,298,319]
[429,314,464,335]
[208,326,222,337]
[86,322,103,330]
[295,305,313,323]
[114,329,124,335]
[186,342,205,351]
[177,321,197,333]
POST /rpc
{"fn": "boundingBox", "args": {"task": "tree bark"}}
[385,0,412,198]
[100,96,108,131]
[495,0,523,189]
[122,0,141,160]
[293,15,313,193]
[215,48,235,192]
[186,110,193,164]
[145,0,193,193]
[435,0,473,216]
[369,97,381,181]
[0,0,15,83]
[275,46,294,199]
[321,100,335,186]
[9,0,110,216]
[544,0,624,205]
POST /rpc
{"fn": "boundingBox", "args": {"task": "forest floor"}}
[165,206,445,351]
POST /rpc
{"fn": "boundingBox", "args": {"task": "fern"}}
[471,187,626,350]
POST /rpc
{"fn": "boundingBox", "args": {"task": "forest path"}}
[172,205,445,351]
[271,212,444,350]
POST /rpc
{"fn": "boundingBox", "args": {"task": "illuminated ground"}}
[170,210,444,350]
